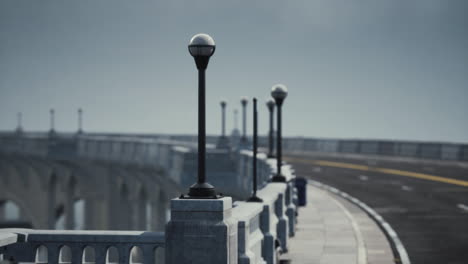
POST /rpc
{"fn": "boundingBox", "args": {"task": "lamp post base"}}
[246,195,263,203]
[271,174,287,182]
[183,182,221,199]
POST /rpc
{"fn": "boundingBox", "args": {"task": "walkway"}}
[281,184,395,264]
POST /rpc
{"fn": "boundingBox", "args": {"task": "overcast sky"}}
[1,0,467,143]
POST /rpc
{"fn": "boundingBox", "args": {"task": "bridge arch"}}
[0,198,34,228]
[0,200,19,221]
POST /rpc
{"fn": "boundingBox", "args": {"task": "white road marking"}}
[313,167,322,173]
[359,175,369,181]
[328,191,367,264]
[309,180,412,264]
[401,185,413,191]
[457,204,468,212]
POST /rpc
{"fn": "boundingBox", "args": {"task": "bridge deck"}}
[281,184,394,264]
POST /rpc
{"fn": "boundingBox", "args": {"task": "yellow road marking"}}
[285,157,468,188]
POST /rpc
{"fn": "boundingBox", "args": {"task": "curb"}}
[308,180,411,264]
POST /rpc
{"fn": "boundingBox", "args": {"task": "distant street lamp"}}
[271,84,288,182]
[233,109,239,132]
[217,100,230,148]
[16,112,23,134]
[78,108,83,134]
[220,100,227,137]
[187,33,218,198]
[247,98,262,202]
[266,98,275,158]
[49,108,55,135]
[216,100,229,149]
[240,97,248,143]
[230,109,241,144]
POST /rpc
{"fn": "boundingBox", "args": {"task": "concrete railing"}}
[2,132,467,162]
[0,158,297,264]
[0,132,300,264]
[0,229,165,263]
[232,202,264,264]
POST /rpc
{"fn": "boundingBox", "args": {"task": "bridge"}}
[0,129,298,263]
[1,32,467,264]
[1,129,468,263]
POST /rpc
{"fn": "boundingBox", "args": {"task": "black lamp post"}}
[217,100,230,149]
[220,100,226,137]
[271,84,288,182]
[240,97,248,143]
[187,33,218,198]
[49,108,55,135]
[16,112,23,134]
[266,99,275,158]
[78,108,83,134]
[247,98,263,202]
[234,109,239,131]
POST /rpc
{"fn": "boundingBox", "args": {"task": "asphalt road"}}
[285,153,468,264]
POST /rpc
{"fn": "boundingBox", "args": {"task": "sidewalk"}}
[281,184,394,264]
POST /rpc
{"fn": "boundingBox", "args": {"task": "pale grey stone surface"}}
[171,197,232,211]
[280,185,394,264]
[233,202,266,264]
[165,197,238,264]
[256,186,280,264]
[0,232,17,247]
[0,229,165,263]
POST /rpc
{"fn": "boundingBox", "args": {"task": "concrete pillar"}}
[65,179,75,229]
[275,192,289,252]
[157,190,168,231]
[165,197,238,264]
[47,174,56,229]
[65,194,74,229]
[0,201,5,220]
[285,182,296,237]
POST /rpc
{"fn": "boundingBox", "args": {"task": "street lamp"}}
[266,98,275,158]
[186,33,218,198]
[234,109,239,131]
[16,112,23,134]
[217,100,230,148]
[271,84,288,182]
[247,98,262,202]
[49,108,55,136]
[240,96,248,144]
[78,108,83,134]
[220,100,227,137]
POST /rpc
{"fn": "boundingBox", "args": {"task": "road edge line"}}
[325,187,367,264]
[308,179,411,264]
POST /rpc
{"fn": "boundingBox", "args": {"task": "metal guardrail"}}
[280,137,468,161]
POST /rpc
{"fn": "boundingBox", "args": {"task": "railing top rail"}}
[0,229,165,244]
[232,202,263,221]
[0,232,18,247]
[257,183,286,204]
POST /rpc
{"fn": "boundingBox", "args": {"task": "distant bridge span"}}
[0,133,183,231]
